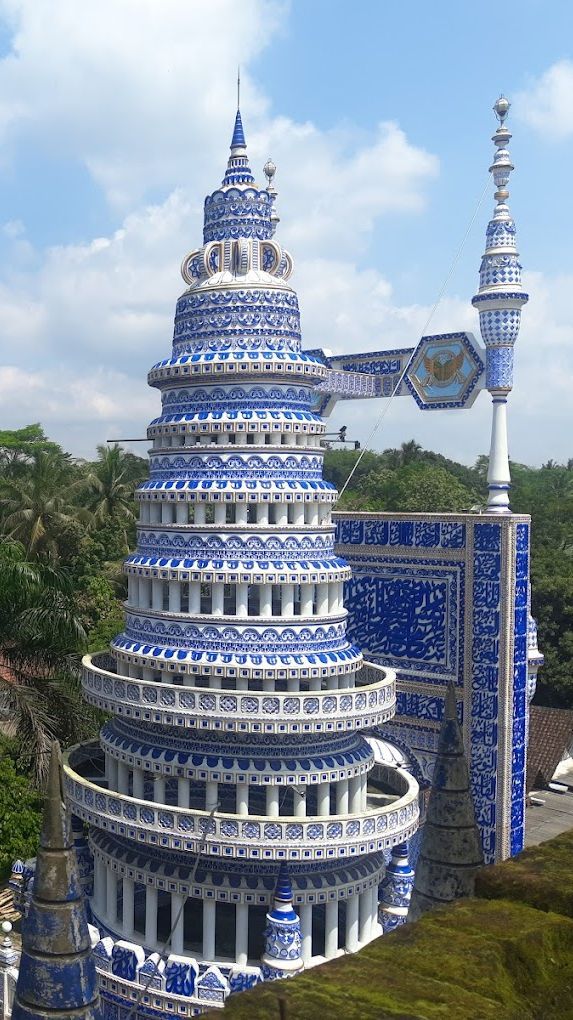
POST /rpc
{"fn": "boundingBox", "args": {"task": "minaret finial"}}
[237,65,241,110]
[11,741,103,1020]
[472,95,528,513]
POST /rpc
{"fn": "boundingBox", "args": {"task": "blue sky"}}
[0,0,571,465]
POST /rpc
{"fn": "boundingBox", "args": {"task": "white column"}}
[236,584,248,617]
[359,890,370,945]
[108,757,118,792]
[106,870,117,926]
[293,503,305,526]
[370,884,380,936]
[150,502,161,524]
[325,900,338,959]
[205,781,218,812]
[317,782,330,816]
[154,776,165,804]
[259,584,272,617]
[294,786,306,818]
[317,582,329,616]
[214,504,226,525]
[171,893,185,955]
[487,394,511,512]
[178,777,190,808]
[194,504,206,525]
[145,886,158,947]
[152,579,163,611]
[117,761,129,796]
[169,580,181,614]
[127,575,136,604]
[282,584,294,617]
[349,775,362,814]
[256,503,268,523]
[211,583,224,615]
[122,877,135,938]
[203,900,216,960]
[235,903,249,967]
[236,504,248,525]
[345,894,359,952]
[236,785,249,815]
[161,501,172,524]
[132,768,145,800]
[276,503,288,526]
[301,904,312,965]
[189,582,200,614]
[142,666,154,683]
[361,772,368,811]
[94,857,106,915]
[336,779,349,815]
[300,583,314,616]
[176,502,187,525]
[266,786,279,816]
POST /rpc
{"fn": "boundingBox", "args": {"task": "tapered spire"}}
[408,682,483,921]
[472,96,528,513]
[221,105,254,187]
[11,742,103,1020]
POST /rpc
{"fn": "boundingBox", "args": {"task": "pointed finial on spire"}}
[237,65,241,110]
[11,741,103,1020]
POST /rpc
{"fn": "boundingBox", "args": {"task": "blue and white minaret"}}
[63,106,419,1015]
[472,96,528,513]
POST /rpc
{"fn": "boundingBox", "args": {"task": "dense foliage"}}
[0,425,147,790]
[323,442,573,708]
[0,425,571,809]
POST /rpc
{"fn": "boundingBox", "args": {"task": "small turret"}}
[379,842,415,933]
[11,742,103,1020]
[261,864,304,980]
[408,683,483,921]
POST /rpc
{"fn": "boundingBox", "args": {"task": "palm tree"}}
[0,449,89,561]
[0,541,91,785]
[82,444,137,550]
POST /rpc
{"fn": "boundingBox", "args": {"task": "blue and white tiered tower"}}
[63,109,419,1014]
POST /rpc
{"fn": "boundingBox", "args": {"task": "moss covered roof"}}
[204,832,573,1020]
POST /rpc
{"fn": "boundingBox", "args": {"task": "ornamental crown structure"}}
[60,107,419,1015]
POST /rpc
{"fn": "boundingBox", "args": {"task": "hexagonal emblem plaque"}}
[405,331,485,410]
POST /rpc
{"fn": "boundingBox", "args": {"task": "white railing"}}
[81,654,396,734]
[63,753,419,862]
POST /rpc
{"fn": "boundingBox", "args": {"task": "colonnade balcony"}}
[64,747,419,861]
[89,843,384,969]
[82,653,394,731]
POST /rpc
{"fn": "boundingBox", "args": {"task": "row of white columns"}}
[93,859,378,964]
[105,756,369,816]
[151,432,320,450]
[138,500,328,527]
[115,655,355,692]
[127,577,344,617]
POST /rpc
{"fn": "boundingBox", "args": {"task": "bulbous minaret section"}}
[472,96,528,513]
[68,110,419,1006]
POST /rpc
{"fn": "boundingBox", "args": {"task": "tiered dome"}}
[66,109,419,1011]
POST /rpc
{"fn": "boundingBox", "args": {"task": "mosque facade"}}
[5,97,542,1019]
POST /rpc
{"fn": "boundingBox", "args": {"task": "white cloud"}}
[515,59,573,139]
[0,1,566,469]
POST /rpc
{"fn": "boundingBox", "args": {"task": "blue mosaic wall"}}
[334,512,530,862]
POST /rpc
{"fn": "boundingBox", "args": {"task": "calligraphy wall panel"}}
[334,511,530,863]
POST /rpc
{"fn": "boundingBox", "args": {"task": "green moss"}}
[204,897,573,1020]
[476,830,573,919]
